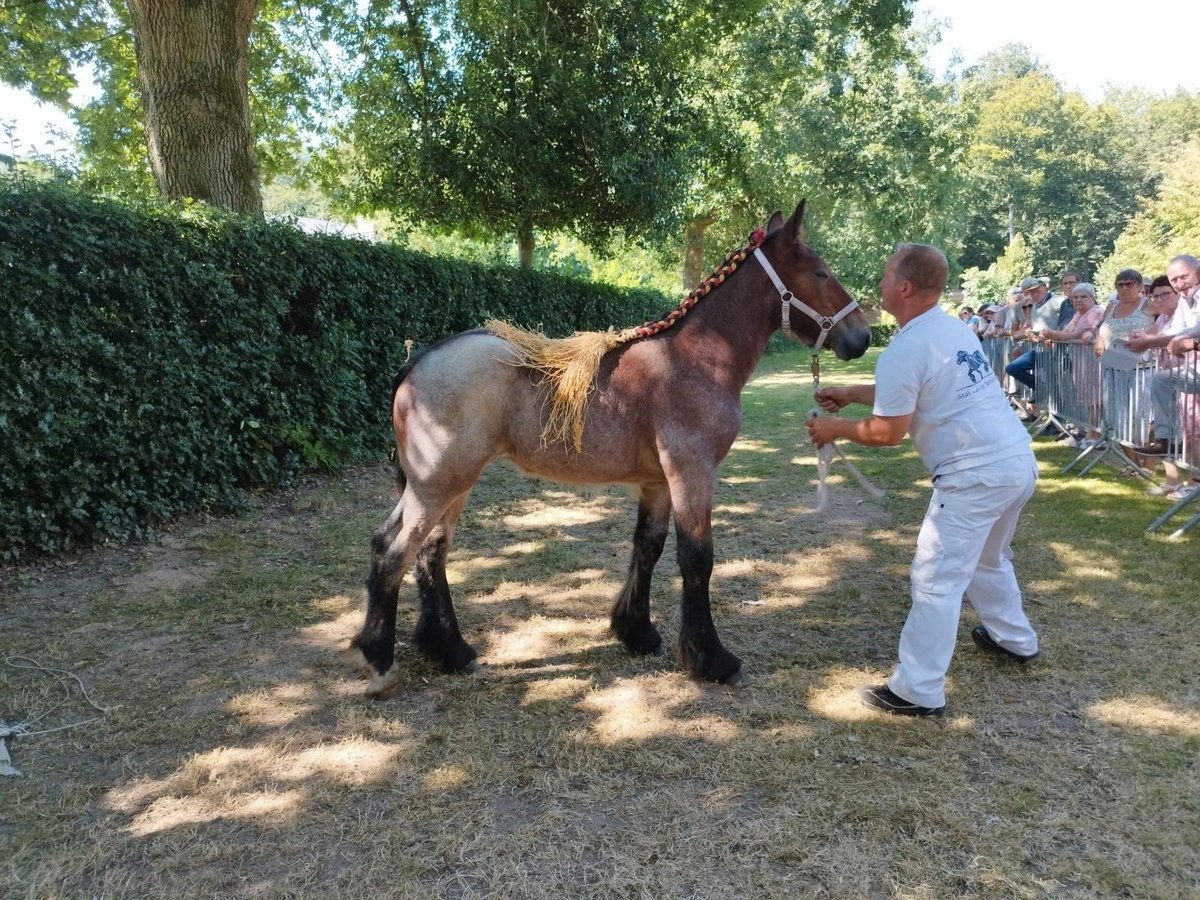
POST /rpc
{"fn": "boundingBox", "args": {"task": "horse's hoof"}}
[365,666,402,698]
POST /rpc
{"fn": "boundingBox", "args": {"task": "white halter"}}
[753,248,860,351]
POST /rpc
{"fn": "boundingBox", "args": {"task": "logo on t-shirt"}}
[955,349,992,384]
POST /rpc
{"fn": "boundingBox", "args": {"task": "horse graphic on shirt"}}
[956,349,992,383]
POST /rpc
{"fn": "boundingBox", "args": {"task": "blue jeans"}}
[1005,350,1038,390]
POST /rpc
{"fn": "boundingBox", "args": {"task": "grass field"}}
[2,346,1198,898]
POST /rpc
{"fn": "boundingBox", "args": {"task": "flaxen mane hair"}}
[486,235,764,451]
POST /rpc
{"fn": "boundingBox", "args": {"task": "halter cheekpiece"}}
[751,243,860,351]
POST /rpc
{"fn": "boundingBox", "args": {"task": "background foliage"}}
[0,176,666,558]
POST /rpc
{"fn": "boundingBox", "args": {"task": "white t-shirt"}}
[1166,292,1200,334]
[874,306,1033,479]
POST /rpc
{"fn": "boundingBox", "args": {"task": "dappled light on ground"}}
[486,615,607,667]
[720,475,765,485]
[227,683,320,728]
[125,789,305,837]
[579,677,739,746]
[298,605,361,649]
[111,739,403,836]
[520,675,593,707]
[422,764,471,793]
[729,437,782,455]
[1088,697,1200,736]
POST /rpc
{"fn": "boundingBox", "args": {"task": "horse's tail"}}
[387,330,489,489]
[388,355,423,492]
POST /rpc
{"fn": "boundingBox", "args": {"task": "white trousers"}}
[887,457,1039,708]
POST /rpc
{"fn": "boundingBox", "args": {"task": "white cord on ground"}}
[806,408,886,509]
[1,656,115,777]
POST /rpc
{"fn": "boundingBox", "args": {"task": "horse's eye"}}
[814,270,828,280]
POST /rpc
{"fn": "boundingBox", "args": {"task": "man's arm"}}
[813,383,876,411]
[807,412,912,448]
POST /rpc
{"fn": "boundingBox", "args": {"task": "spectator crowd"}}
[955,255,1200,503]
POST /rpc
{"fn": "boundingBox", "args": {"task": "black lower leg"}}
[675,531,741,683]
[611,498,667,655]
[412,534,477,672]
[352,528,403,676]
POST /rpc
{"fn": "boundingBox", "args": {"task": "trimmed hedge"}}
[0,178,668,558]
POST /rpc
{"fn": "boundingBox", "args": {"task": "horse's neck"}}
[667,275,777,392]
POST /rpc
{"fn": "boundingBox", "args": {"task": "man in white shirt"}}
[807,244,1039,718]
[1126,255,1200,456]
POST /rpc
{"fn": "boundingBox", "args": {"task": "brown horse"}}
[352,201,870,695]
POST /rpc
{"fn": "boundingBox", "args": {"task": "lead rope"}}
[806,354,885,511]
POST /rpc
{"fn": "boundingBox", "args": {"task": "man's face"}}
[1059,275,1079,295]
[1166,261,1198,299]
[878,255,902,317]
[1023,283,1047,305]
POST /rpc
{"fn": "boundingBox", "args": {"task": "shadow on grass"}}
[3,348,1198,896]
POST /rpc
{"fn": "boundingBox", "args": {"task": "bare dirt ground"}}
[3,357,1198,898]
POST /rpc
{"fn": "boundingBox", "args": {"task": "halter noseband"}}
[752,246,860,351]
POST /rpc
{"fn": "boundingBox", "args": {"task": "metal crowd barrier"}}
[979,336,1200,537]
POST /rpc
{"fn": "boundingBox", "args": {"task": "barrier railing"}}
[980,336,1200,537]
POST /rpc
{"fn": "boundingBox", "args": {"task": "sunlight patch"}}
[521,676,593,706]
[729,438,780,454]
[423,763,471,793]
[227,684,318,728]
[501,540,546,556]
[487,616,602,665]
[299,608,361,647]
[504,507,610,529]
[580,677,739,746]
[1088,697,1200,736]
[128,789,303,836]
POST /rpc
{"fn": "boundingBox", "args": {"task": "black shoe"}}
[1035,423,1061,437]
[858,683,945,718]
[1129,438,1179,457]
[971,626,1039,664]
[1018,412,1037,424]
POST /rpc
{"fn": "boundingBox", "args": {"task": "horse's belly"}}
[504,438,661,486]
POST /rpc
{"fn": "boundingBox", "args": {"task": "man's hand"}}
[806,414,841,448]
[1126,331,1153,353]
[1167,334,1199,355]
[813,386,851,414]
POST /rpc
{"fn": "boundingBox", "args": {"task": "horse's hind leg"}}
[610,482,670,656]
[412,494,477,672]
[353,491,446,696]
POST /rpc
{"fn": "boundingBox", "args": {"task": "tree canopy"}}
[2,3,1199,292]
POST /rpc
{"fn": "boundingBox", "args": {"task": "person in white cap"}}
[807,243,1040,718]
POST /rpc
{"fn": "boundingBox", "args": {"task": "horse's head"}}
[756,201,872,361]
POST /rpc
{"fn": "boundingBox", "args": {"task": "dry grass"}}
[2,348,1198,899]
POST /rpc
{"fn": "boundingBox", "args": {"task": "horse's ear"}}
[785,199,807,243]
[766,210,784,234]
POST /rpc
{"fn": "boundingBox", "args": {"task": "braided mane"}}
[486,229,767,451]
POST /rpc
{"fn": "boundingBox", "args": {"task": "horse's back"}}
[393,331,667,485]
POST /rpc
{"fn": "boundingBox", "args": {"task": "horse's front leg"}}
[610,481,671,656]
[666,468,742,683]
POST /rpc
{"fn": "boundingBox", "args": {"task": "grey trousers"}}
[1150,360,1200,441]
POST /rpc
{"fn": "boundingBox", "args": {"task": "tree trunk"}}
[517,219,534,269]
[126,0,263,215]
[682,214,716,291]
[1008,202,1015,244]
